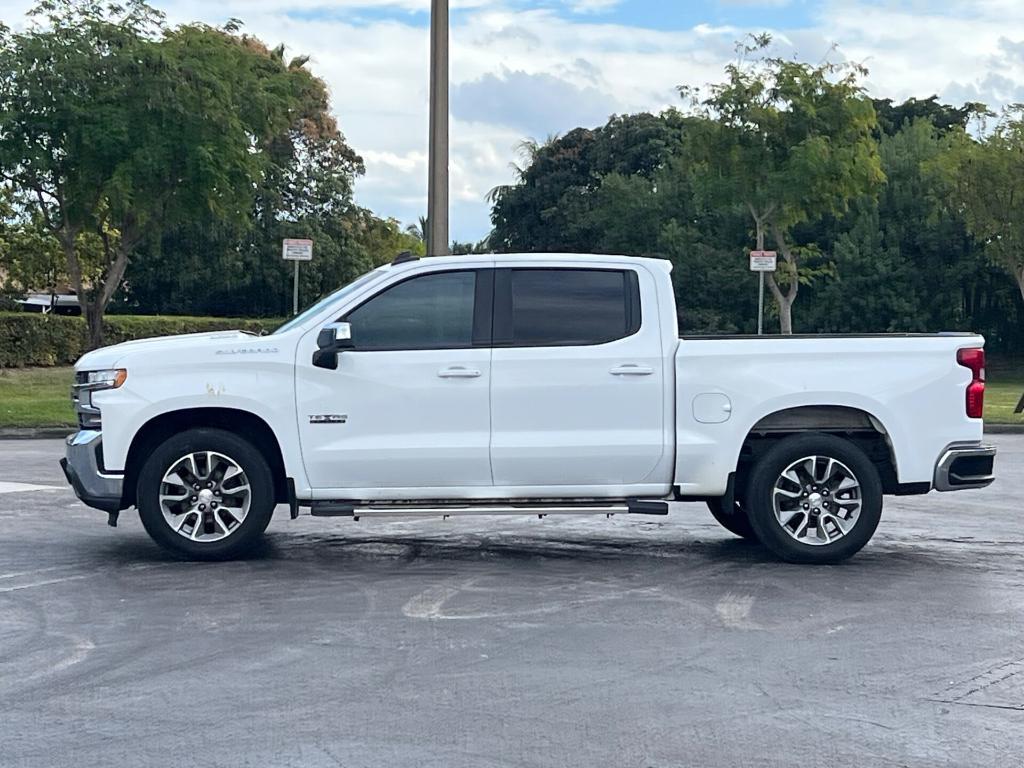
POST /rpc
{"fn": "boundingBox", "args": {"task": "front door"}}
[297,268,493,492]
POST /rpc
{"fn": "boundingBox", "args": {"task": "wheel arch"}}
[736,405,911,495]
[123,407,289,508]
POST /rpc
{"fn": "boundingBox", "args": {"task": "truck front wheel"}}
[745,433,883,564]
[137,428,276,560]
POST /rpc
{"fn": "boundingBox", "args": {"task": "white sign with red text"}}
[749,250,777,272]
[282,239,314,261]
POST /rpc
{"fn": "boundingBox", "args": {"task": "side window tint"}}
[508,269,638,346]
[346,271,476,350]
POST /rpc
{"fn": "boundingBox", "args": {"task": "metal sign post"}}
[749,250,778,335]
[757,271,765,336]
[282,239,314,315]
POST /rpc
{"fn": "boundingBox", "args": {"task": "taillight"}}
[957,348,985,419]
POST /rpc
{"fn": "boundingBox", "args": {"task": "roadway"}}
[1,436,1022,767]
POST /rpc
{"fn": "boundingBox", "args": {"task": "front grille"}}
[71,373,102,430]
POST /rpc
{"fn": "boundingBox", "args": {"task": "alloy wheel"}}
[771,455,862,546]
[159,451,252,542]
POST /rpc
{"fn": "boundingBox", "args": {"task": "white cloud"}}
[362,149,428,175]
[568,0,622,14]
[1,0,1024,240]
[452,69,619,136]
[812,1,1024,110]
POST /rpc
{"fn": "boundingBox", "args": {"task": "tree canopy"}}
[941,110,1024,305]
[0,0,418,345]
[1,8,1021,354]
[677,37,884,333]
[489,43,1021,349]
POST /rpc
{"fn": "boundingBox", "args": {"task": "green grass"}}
[986,376,1024,425]
[0,366,75,428]
[0,364,1022,429]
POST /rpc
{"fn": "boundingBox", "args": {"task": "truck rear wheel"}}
[745,433,882,564]
[137,428,275,560]
[705,498,758,540]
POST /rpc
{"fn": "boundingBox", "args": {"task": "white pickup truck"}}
[61,253,996,563]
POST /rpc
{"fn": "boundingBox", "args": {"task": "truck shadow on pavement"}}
[89,525,974,577]
[78,529,998,639]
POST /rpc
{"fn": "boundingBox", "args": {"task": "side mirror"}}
[312,322,353,370]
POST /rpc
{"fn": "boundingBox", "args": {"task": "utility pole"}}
[427,0,449,257]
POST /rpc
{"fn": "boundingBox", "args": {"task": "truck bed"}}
[672,334,985,495]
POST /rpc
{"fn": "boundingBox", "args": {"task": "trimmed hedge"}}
[0,312,281,368]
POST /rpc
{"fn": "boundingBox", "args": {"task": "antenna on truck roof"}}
[391,251,420,266]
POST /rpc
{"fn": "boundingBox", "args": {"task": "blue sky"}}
[3,0,1023,240]
[285,1,818,30]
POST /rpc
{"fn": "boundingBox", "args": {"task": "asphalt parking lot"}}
[0,436,1022,767]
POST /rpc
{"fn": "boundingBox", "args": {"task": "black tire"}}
[706,497,758,540]
[137,428,276,560]
[745,433,882,564]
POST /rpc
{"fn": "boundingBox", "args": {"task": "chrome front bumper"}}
[60,430,124,513]
[933,443,996,492]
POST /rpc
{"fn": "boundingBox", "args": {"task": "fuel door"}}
[692,392,733,424]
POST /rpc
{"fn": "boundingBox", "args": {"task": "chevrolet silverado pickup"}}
[61,253,997,563]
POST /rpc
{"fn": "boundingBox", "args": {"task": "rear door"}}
[489,264,667,489]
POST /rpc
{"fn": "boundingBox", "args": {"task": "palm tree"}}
[485,135,558,204]
[405,215,428,242]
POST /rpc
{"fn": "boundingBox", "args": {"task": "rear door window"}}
[496,268,641,347]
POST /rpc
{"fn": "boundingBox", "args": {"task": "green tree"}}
[406,216,428,243]
[0,1,329,345]
[1,192,61,304]
[118,28,379,319]
[1,1,160,343]
[480,85,1024,347]
[488,112,690,252]
[0,180,113,309]
[1,220,72,302]
[799,119,976,334]
[451,238,491,255]
[943,110,1024,303]
[872,96,984,138]
[680,35,884,333]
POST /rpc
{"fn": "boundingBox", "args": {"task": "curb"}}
[984,424,1024,434]
[0,427,75,440]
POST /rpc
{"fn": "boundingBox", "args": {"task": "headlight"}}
[83,369,128,389]
[72,369,126,430]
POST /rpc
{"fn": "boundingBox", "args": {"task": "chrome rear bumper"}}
[933,444,996,492]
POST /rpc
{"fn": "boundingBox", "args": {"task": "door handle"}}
[438,366,482,379]
[610,364,654,376]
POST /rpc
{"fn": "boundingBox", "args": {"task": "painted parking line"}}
[0,481,63,494]
[0,575,89,593]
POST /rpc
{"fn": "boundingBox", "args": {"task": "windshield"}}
[272,268,387,335]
